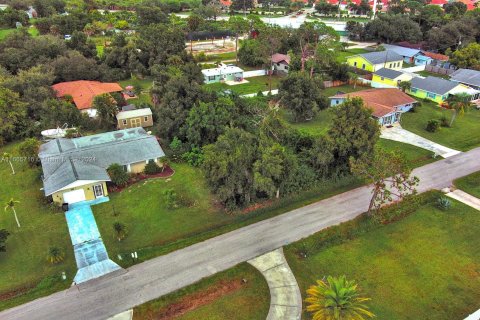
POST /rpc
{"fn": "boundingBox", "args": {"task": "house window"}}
[123,165,128,172]
[122,119,127,125]
[354,62,357,67]
[208,76,216,81]
[389,63,392,68]
[427,92,436,99]
[148,159,155,163]
[411,88,418,93]
[144,116,148,122]
[362,64,365,70]
[93,184,104,198]
[381,77,385,81]
[285,66,288,70]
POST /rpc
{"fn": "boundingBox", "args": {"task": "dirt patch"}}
[0,284,35,301]
[145,279,244,320]
[108,165,175,193]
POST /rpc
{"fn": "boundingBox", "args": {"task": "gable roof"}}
[39,128,165,196]
[271,53,291,64]
[382,44,421,58]
[410,76,459,95]
[374,68,404,80]
[52,80,123,110]
[355,51,404,65]
[116,107,152,120]
[329,88,417,118]
[450,68,480,88]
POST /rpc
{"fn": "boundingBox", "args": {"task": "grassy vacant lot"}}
[0,143,75,311]
[401,100,480,151]
[335,48,369,63]
[133,263,269,320]
[204,75,282,95]
[454,171,480,198]
[285,194,480,319]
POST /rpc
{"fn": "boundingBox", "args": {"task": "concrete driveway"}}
[381,124,461,158]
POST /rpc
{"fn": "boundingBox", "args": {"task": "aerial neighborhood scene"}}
[2,0,480,318]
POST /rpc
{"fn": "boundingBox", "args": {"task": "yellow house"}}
[408,76,480,104]
[372,68,414,88]
[347,51,404,72]
[39,128,165,205]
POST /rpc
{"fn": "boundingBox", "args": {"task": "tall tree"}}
[450,42,480,70]
[93,93,118,128]
[228,16,249,63]
[0,86,28,143]
[447,93,473,126]
[306,276,375,320]
[4,198,20,228]
[350,148,419,215]
[3,152,15,175]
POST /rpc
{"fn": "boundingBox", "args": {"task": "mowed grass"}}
[377,139,436,167]
[204,75,282,95]
[335,48,369,63]
[133,263,270,320]
[401,101,480,151]
[0,143,75,310]
[285,198,480,319]
[454,171,480,198]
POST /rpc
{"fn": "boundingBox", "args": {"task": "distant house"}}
[408,76,480,103]
[271,53,290,74]
[329,88,417,126]
[52,80,123,118]
[346,51,404,72]
[116,107,153,129]
[450,69,480,92]
[202,64,244,84]
[382,44,422,65]
[414,55,433,66]
[421,51,449,66]
[39,128,165,205]
[372,68,414,88]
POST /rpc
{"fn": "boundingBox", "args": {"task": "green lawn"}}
[335,48,369,63]
[202,51,237,62]
[0,143,75,310]
[377,139,436,167]
[0,28,16,41]
[454,171,480,198]
[285,193,480,319]
[401,101,480,151]
[204,75,282,95]
[415,70,450,80]
[133,263,270,320]
[118,77,154,106]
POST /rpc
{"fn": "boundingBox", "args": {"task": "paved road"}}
[2,148,480,320]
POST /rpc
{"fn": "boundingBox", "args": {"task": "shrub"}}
[426,119,440,132]
[164,188,178,209]
[47,247,65,264]
[113,222,127,241]
[436,197,452,211]
[182,147,204,167]
[440,116,450,127]
[144,161,161,175]
[107,163,129,187]
[18,138,40,167]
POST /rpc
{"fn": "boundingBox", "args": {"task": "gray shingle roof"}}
[39,128,165,195]
[410,76,459,95]
[357,51,404,65]
[382,44,421,58]
[450,68,480,88]
[374,68,404,79]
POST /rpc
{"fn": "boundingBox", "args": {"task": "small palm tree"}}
[113,222,127,241]
[47,247,65,264]
[398,80,411,93]
[447,93,473,127]
[4,198,20,228]
[348,72,359,89]
[3,152,15,175]
[305,275,375,320]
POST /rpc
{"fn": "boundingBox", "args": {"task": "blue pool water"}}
[64,197,121,284]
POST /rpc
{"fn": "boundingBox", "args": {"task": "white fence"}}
[241,89,278,98]
[402,65,426,73]
[243,70,267,78]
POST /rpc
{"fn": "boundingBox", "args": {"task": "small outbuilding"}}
[116,107,153,129]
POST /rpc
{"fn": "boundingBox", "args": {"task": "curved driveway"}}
[2,148,480,320]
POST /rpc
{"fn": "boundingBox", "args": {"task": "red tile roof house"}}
[271,53,291,74]
[52,80,123,118]
[329,88,417,126]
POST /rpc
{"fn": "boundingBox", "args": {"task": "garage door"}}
[63,189,86,204]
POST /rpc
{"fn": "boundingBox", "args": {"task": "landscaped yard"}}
[133,263,270,320]
[454,171,480,198]
[401,100,480,151]
[204,75,282,95]
[118,77,153,106]
[335,48,370,63]
[0,143,75,311]
[285,192,480,319]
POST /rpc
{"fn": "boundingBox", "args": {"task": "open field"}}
[285,192,480,319]
[133,263,269,320]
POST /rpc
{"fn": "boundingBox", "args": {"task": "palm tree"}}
[398,80,411,93]
[305,275,375,320]
[4,198,20,228]
[2,152,15,175]
[348,72,359,89]
[447,93,473,127]
[113,222,127,241]
[47,247,65,264]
